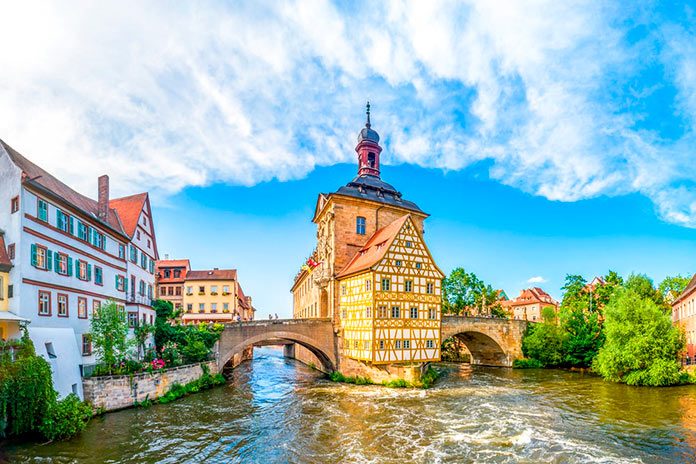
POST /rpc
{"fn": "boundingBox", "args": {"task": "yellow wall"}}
[0,271,8,311]
[339,271,375,361]
[0,270,21,340]
[182,279,237,321]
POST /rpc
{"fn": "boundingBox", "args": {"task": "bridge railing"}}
[221,318,332,328]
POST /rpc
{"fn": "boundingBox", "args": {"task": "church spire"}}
[356,102,382,178]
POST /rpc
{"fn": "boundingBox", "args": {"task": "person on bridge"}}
[268,314,273,320]
[274,313,279,320]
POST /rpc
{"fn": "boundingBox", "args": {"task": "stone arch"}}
[219,330,336,372]
[446,331,509,367]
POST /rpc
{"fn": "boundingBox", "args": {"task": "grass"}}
[329,366,442,389]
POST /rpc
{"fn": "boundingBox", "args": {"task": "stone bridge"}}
[441,316,528,367]
[218,318,337,372]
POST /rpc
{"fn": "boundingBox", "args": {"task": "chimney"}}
[98,175,109,221]
[165,253,169,260]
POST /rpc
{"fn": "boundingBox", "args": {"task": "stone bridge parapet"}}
[441,316,528,367]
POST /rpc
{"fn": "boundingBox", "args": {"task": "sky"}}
[1,1,695,316]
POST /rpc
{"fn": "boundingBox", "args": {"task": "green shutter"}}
[115,275,119,289]
[67,256,73,276]
[124,278,129,293]
[46,250,53,270]
[69,216,74,235]
[86,263,92,281]
[31,244,37,266]
[56,210,62,228]
[75,259,80,277]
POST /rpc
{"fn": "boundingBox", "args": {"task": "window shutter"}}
[69,216,74,235]
[75,259,80,277]
[67,256,73,276]
[124,278,129,293]
[115,275,119,289]
[46,250,53,270]
[87,263,92,281]
[31,244,37,266]
[56,210,62,228]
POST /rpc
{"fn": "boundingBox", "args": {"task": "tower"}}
[356,102,382,178]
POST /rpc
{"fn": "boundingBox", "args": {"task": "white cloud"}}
[527,276,547,284]
[0,1,695,226]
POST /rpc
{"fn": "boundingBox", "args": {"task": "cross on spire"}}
[366,101,371,128]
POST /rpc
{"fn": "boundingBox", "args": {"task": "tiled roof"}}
[110,193,148,238]
[337,215,409,278]
[504,287,558,307]
[0,234,12,272]
[237,284,249,309]
[674,274,696,305]
[156,259,191,269]
[186,269,237,281]
[1,139,126,236]
[332,175,424,215]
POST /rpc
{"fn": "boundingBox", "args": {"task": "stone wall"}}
[83,361,217,412]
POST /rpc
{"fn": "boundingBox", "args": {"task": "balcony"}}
[126,294,153,306]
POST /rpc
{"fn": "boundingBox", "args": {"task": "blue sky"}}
[1,1,696,315]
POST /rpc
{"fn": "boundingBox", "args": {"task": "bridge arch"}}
[217,320,338,373]
[441,316,527,367]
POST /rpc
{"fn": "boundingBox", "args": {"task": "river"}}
[3,346,696,463]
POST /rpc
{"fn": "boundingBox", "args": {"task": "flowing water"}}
[4,346,696,463]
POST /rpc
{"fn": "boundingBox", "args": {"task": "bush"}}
[181,338,210,364]
[513,358,543,369]
[157,371,226,405]
[382,379,409,388]
[38,394,92,441]
[521,323,565,367]
[418,366,440,389]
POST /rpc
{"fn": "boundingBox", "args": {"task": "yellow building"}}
[0,232,27,340]
[337,215,443,363]
[291,104,444,372]
[182,269,255,324]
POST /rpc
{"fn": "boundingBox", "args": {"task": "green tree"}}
[560,302,604,367]
[593,287,685,386]
[561,274,587,307]
[624,274,664,308]
[593,270,623,310]
[442,268,501,316]
[90,301,130,370]
[133,323,154,361]
[521,321,565,367]
[658,275,691,300]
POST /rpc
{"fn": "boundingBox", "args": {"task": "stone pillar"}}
[283,343,295,359]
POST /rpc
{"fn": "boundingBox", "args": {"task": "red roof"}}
[337,215,409,278]
[503,287,558,307]
[673,274,696,305]
[1,139,125,236]
[0,234,12,272]
[156,259,191,269]
[186,269,237,281]
[109,193,148,238]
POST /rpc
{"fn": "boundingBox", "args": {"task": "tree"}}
[561,274,587,307]
[90,301,130,369]
[133,323,154,361]
[593,270,623,310]
[593,287,686,386]
[659,275,691,300]
[442,268,501,316]
[560,302,604,367]
[521,321,565,367]
[624,273,665,308]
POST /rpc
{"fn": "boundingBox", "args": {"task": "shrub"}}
[418,366,440,389]
[382,379,409,388]
[181,338,210,364]
[513,358,543,369]
[38,394,92,441]
[521,322,565,367]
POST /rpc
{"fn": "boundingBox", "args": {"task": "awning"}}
[0,311,30,323]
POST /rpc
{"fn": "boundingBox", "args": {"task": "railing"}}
[126,294,154,306]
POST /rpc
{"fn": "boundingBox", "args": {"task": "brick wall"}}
[83,361,218,411]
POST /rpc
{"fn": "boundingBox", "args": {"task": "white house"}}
[0,139,159,399]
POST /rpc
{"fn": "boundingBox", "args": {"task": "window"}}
[223,302,229,312]
[415,262,421,269]
[0,276,3,300]
[174,269,181,278]
[211,303,217,313]
[139,280,145,296]
[381,278,390,291]
[116,275,126,291]
[118,244,125,259]
[379,340,385,350]
[428,308,436,319]
[140,252,147,269]
[391,306,400,318]
[136,230,141,240]
[198,286,205,294]
[92,300,101,316]
[77,221,88,241]
[366,307,372,318]
[395,340,401,349]
[211,285,218,295]
[92,230,105,250]
[31,244,51,270]
[186,304,193,313]
[82,334,92,356]
[410,307,418,319]
[7,285,12,298]
[147,239,151,248]
[341,285,347,296]
[37,199,48,221]
[378,305,388,318]
[426,340,435,349]
[164,269,171,278]
[199,303,205,313]
[365,280,371,291]
[45,342,57,359]
[7,243,15,260]
[405,240,412,248]
[143,217,148,227]
[405,280,413,292]
[56,210,70,232]
[10,196,19,213]
[426,283,434,294]
[55,253,69,275]
[186,286,193,295]
[130,245,137,263]
[78,297,87,319]
[57,294,68,317]
[149,259,154,274]
[395,260,402,267]
[403,340,410,349]
[148,285,153,299]
[341,309,347,319]
[127,312,138,328]
[94,266,103,285]
[77,260,89,281]
[356,216,366,235]
[38,290,51,316]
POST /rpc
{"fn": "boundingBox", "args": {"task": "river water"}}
[3,346,696,463]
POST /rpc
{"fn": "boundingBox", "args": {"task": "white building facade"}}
[0,140,158,398]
